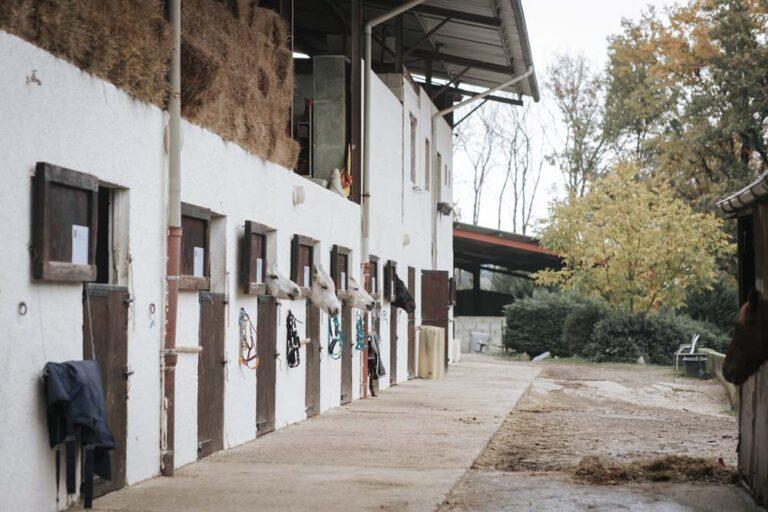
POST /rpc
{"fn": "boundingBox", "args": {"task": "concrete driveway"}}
[94,354,540,511]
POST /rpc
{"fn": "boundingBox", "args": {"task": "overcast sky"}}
[451,0,673,235]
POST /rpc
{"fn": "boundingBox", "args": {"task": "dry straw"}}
[0,0,299,169]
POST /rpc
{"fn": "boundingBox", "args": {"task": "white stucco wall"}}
[0,32,166,512]
[0,32,453,512]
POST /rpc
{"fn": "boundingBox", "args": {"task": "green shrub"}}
[680,274,738,337]
[662,314,731,353]
[586,311,731,365]
[562,298,609,357]
[503,290,577,357]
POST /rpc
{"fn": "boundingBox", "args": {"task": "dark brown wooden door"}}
[198,292,225,459]
[390,304,398,385]
[82,284,128,497]
[371,305,380,394]
[340,302,353,404]
[407,267,416,379]
[421,270,450,369]
[256,296,277,436]
[305,301,321,417]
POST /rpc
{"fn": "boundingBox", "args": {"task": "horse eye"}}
[322,284,329,290]
[269,274,278,279]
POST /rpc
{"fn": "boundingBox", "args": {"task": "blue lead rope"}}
[328,315,344,360]
[355,314,365,350]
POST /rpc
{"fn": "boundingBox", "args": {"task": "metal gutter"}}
[161,0,182,477]
[717,171,768,214]
[434,67,533,118]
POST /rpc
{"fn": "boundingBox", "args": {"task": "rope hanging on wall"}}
[238,307,259,369]
[328,315,344,360]
[355,313,366,351]
[286,310,302,368]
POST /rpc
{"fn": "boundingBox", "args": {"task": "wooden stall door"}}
[371,306,381,394]
[82,284,128,497]
[421,270,450,369]
[390,304,398,386]
[256,296,277,436]
[407,267,416,379]
[340,302,353,404]
[198,292,225,459]
[305,301,321,418]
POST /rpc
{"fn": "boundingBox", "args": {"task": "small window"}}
[330,245,350,293]
[32,162,99,282]
[424,138,431,191]
[384,260,397,302]
[369,256,379,295]
[240,221,272,295]
[435,152,442,193]
[445,164,450,187]
[409,114,417,183]
[180,202,211,291]
[291,234,315,292]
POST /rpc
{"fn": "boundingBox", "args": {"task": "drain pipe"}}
[429,67,534,268]
[161,0,182,477]
[362,0,428,261]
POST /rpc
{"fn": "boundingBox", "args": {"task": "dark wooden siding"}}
[389,304,397,386]
[83,284,128,497]
[256,296,277,436]
[421,270,450,370]
[739,204,768,505]
[407,267,416,379]
[340,302,353,404]
[197,292,225,459]
[305,301,321,417]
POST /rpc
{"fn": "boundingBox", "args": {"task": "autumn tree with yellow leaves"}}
[536,162,732,313]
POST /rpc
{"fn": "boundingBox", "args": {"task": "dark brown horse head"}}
[392,273,415,313]
[723,289,768,385]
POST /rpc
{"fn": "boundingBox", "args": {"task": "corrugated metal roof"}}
[366,0,539,100]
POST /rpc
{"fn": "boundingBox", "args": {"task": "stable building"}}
[0,1,538,510]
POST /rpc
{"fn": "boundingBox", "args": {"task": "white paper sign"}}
[256,258,263,283]
[303,266,311,287]
[71,225,89,265]
[193,247,205,277]
[371,277,377,293]
[340,272,347,291]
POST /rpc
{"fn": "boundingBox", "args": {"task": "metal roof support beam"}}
[410,4,501,27]
[435,67,533,118]
[429,66,471,100]
[407,48,512,74]
[415,81,523,106]
[403,16,452,58]
[452,99,488,128]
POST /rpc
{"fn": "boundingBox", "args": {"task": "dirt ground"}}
[440,359,762,512]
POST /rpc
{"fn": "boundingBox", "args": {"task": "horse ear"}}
[748,288,762,310]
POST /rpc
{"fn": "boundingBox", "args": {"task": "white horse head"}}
[347,276,375,311]
[266,264,301,300]
[310,265,341,316]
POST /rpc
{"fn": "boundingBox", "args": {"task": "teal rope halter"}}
[355,313,365,350]
[328,315,344,360]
